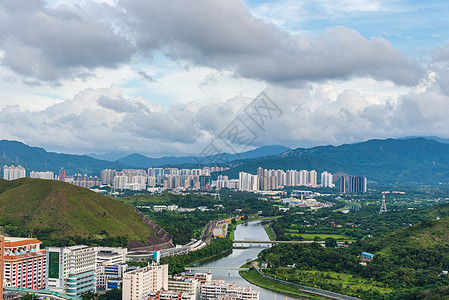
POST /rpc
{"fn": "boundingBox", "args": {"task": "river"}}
[195,220,300,300]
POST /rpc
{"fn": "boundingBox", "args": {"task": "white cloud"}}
[1,75,449,156]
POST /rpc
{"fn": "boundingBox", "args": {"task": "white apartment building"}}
[238,172,259,192]
[30,171,54,180]
[113,175,128,190]
[46,245,97,297]
[3,165,26,180]
[122,263,169,300]
[321,171,334,188]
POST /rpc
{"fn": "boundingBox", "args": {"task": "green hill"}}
[0,177,153,244]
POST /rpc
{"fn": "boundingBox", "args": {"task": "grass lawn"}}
[239,269,321,299]
[263,224,276,241]
[269,269,393,297]
[283,231,349,241]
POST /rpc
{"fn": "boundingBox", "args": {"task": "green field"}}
[283,229,349,241]
[267,269,393,298]
[239,269,320,299]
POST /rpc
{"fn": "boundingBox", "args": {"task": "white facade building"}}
[3,165,26,180]
[238,172,259,192]
[46,245,97,297]
[200,280,259,300]
[168,275,200,300]
[113,175,128,191]
[122,263,169,300]
[320,171,334,188]
[96,247,129,291]
[30,171,54,180]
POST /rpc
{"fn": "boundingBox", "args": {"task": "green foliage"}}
[124,190,280,243]
[81,291,97,300]
[97,289,122,300]
[260,215,449,298]
[20,294,34,300]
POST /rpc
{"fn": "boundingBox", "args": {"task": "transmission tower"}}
[379,191,388,214]
[212,189,221,201]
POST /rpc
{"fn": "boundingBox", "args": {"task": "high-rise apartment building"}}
[3,165,26,180]
[239,172,259,192]
[320,171,334,188]
[100,169,116,185]
[338,176,346,193]
[122,263,169,300]
[59,168,66,182]
[309,170,317,187]
[348,176,367,193]
[46,245,97,297]
[3,237,46,289]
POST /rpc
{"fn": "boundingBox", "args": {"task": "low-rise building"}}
[96,247,130,291]
[168,275,200,300]
[148,290,194,300]
[185,273,212,284]
[200,280,259,300]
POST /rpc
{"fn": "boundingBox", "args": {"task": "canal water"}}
[195,220,300,300]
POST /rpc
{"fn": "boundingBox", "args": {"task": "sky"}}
[1,0,449,157]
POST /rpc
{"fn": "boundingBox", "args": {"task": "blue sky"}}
[0,0,448,156]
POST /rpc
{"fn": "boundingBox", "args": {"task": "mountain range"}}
[0,140,290,174]
[3,137,449,184]
[220,137,449,184]
[0,140,126,175]
[114,145,291,168]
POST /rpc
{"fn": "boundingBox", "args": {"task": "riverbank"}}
[240,265,361,300]
[239,268,320,299]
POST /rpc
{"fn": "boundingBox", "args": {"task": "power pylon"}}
[379,191,388,214]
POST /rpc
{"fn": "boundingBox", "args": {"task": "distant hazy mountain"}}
[222,138,449,184]
[117,145,291,168]
[86,151,131,162]
[0,140,127,175]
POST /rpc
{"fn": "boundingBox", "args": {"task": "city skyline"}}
[0,1,448,156]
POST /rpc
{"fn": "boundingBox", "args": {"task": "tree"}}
[98,289,122,300]
[325,237,338,248]
[81,291,97,300]
[20,294,34,300]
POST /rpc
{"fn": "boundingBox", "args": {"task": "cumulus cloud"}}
[1,80,449,156]
[0,0,424,86]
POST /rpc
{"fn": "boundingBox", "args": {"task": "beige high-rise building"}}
[122,263,169,300]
